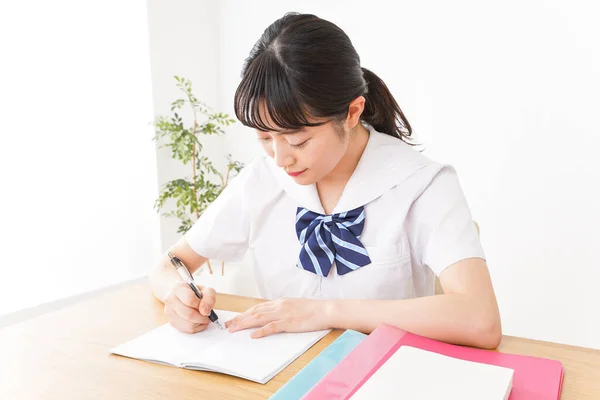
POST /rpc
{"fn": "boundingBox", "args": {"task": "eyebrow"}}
[275,129,302,136]
[258,128,303,136]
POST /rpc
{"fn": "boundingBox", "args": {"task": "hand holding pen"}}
[163,252,224,332]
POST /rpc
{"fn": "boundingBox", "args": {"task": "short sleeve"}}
[184,158,259,262]
[405,165,485,276]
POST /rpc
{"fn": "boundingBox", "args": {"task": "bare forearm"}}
[149,253,183,303]
[149,238,209,303]
[327,293,501,349]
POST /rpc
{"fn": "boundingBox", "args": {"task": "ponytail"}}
[361,67,413,143]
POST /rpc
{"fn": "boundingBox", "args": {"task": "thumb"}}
[199,287,216,316]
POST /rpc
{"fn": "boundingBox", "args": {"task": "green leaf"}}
[153,75,245,241]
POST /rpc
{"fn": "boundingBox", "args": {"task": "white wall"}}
[0,1,161,316]
[146,0,260,297]
[153,0,600,349]
[147,0,225,253]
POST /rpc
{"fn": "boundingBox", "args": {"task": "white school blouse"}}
[185,126,485,301]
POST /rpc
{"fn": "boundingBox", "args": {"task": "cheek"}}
[308,139,345,171]
[262,143,274,158]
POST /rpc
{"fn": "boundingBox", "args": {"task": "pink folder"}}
[302,324,564,400]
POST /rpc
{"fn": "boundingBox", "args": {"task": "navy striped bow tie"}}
[295,206,371,276]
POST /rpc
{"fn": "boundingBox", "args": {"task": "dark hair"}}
[234,12,413,143]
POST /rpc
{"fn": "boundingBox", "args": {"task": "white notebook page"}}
[350,345,514,400]
[109,310,330,383]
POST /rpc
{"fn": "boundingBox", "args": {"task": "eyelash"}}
[258,138,309,149]
[289,141,309,149]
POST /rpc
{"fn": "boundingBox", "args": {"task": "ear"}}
[345,96,366,130]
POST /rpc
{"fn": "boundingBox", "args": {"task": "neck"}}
[320,123,370,186]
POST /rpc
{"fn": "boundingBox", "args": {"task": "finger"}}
[250,320,287,339]
[198,287,216,316]
[165,302,209,327]
[169,317,208,334]
[172,300,210,324]
[228,309,278,332]
[225,307,256,329]
[165,303,208,333]
[175,284,201,309]
[225,302,274,328]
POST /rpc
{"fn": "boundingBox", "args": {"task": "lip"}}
[287,169,307,177]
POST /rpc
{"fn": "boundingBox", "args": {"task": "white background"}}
[0,2,161,318]
[1,0,599,350]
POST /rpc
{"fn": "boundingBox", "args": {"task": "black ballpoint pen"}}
[168,252,224,330]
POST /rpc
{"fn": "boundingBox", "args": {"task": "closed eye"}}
[289,139,310,149]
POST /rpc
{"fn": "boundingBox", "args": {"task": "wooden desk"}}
[1,282,599,399]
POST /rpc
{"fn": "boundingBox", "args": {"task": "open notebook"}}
[350,346,514,399]
[109,310,330,384]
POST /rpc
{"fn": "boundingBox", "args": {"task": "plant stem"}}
[191,120,200,220]
[224,163,231,186]
[190,107,211,274]
[218,164,232,276]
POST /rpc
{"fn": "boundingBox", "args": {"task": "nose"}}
[273,139,294,169]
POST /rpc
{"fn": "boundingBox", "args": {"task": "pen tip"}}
[216,321,225,330]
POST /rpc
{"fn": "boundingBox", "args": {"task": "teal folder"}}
[268,329,367,400]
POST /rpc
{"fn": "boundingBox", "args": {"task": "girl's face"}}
[256,120,349,185]
[255,97,365,186]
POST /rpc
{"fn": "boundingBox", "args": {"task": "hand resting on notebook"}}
[225,297,333,338]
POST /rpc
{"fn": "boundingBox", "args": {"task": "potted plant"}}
[153,76,243,277]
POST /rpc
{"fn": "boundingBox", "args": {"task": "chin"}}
[292,176,315,186]
[290,172,316,186]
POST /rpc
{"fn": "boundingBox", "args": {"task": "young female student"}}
[149,12,502,349]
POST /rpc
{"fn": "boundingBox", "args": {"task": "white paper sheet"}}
[350,345,514,400]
